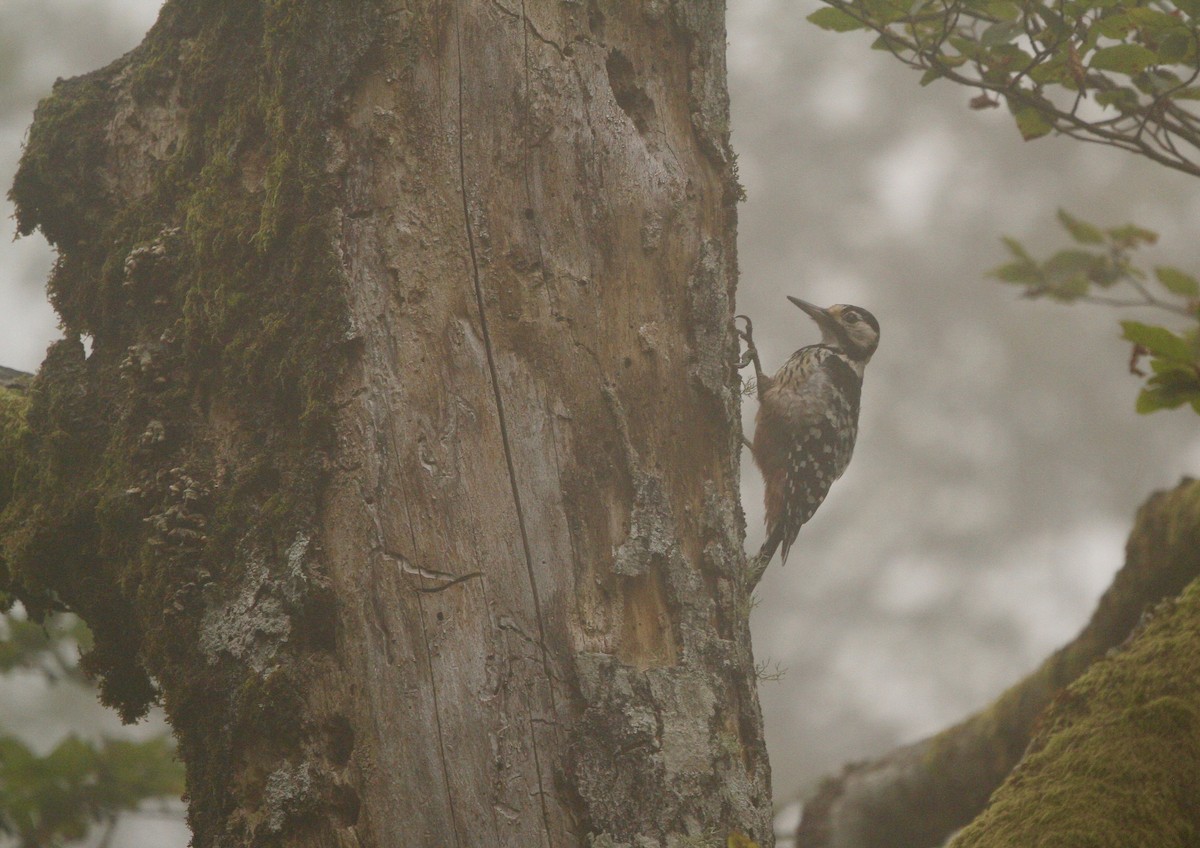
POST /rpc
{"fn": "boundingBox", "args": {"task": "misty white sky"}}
[1,1,1199,841]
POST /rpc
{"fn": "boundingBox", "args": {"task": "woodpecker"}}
[737,297,880,577]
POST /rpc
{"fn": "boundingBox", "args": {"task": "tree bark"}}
[795,478,1200,848]
[3,2,770,847]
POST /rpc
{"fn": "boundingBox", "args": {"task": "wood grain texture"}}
[5,1,770,845]
[323,3,770,844]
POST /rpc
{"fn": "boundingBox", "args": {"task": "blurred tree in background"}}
[0,609,183,848]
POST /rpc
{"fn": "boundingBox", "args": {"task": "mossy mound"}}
[953,546,1200,847]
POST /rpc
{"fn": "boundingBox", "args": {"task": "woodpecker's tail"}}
[748,526,785,587]
[756,529,782,568]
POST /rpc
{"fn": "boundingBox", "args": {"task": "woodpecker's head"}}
[788,296,880,363]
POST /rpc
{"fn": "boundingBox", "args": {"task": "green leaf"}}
[807,7,867,32]
[1136,386,1180,413]
[1107,223,1159,246]
[982,43,1036,73]
[981,21,1025,45]
[990,260,1041,284]
[1090,43,1160,74]
[0,731,183,846]
[1155,266,1200,297]
[860,0,910,24]
[1044,248,1100,279]
[1121,320,1193,361]
[1000,235,1033,261]
[985,0,1022,21]
[920,68,942,86]
[1095,86,1142,111]
[1091,12,1132,38]
[1011,103,1054,140]
[1057,209,1104,244]
[1125,7,1183,29]
[1029,57,1072,85]
[1157,32,1194,64]
[1135,68,1184,96]
[1138,364,1200,413]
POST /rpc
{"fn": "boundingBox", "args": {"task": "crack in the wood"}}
[414,585,464,848]
[456,2,556,843]
[518,10,560,836]
[367,589,396,666]
[416,571,485,594]
[383,547,484,593]
[492,0,568,57]
[391,421,464,845]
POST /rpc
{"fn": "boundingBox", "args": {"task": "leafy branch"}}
[0,610,185,847]
[991,210,1200,413]
[806,0,1200,415]
[0,735,183,848]
[0,611,92,684]
[809,0,1200,177]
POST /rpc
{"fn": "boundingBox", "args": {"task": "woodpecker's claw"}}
[734,315,758,369]
[733,314,754,342]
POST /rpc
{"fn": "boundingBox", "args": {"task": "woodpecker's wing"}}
[779,413,855,563]
[753,347,862,565]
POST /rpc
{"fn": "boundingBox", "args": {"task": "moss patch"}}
[0,385,31,611]
[953,571,1200,847]
[4,0,385,841]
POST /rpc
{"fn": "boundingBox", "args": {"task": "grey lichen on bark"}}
[4,2,771,847]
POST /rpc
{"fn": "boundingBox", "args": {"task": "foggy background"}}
[1,1,1197,844]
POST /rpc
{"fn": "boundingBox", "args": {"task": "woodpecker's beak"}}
[788,296,836,331]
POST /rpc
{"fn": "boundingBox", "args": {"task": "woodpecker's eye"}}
[844,313,860,324]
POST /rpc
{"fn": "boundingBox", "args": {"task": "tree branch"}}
[796,478,1200,848]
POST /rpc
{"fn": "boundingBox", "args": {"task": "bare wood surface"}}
[325,3,768,844]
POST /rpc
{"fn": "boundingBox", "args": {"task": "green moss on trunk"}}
[4,1,385,843]
[953,483,1200,847]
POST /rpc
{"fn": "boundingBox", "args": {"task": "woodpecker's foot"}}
[734,315,758,370]
[734,315,768,398]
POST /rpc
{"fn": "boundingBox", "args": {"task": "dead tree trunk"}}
[3,2,770,846]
